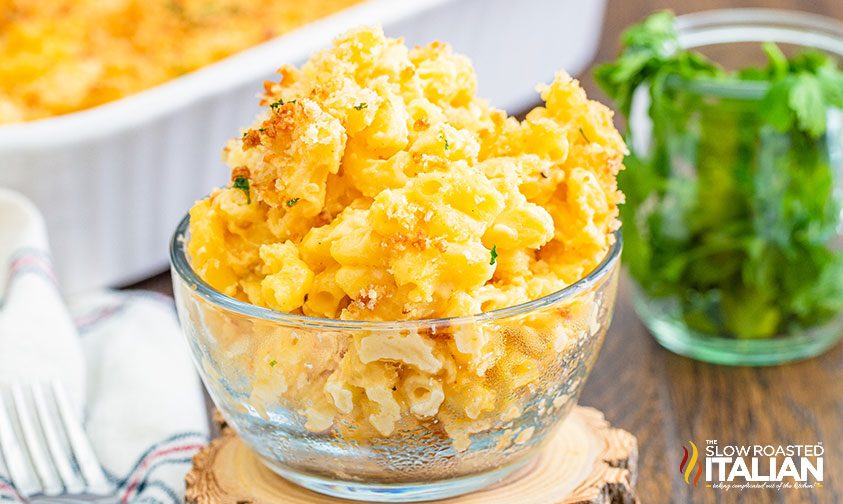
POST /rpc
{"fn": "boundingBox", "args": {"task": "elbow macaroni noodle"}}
[184,26,625,450]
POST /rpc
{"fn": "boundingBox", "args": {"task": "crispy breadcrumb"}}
[188,26,626,320]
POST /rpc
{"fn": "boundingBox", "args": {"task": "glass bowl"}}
[169,214,621,502]
[625,9,843,366]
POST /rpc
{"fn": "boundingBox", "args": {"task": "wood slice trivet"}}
[186,406,637,504]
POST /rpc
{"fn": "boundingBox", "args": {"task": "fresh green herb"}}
[595,11,843,137]
[596,11,843,339]
[258,127,266,133]
[354,102,368,110]
[439,132,450,151]
[286,197,300,207]
[269,99,284,110]
[490,245,498,266]
[594,11,720,118]
[269,359,277,367]
[578,127,591,143]
[232,176,251,204]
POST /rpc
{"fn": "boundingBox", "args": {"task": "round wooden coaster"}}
[186,406,637,504]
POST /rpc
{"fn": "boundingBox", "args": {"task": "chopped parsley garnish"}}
[269,359,277,367]
[489,245,498,266]
[579,127,591,143]
[269,99,284,110]
[354,102,368,110]
[439,132,450,151]
[232,176,251,203]
[286,197,300,207]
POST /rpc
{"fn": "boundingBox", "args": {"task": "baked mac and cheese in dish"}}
[0,0,360,123]
[177,26,624,479]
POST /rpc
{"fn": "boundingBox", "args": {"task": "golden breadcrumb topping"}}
[183,26,627,446]
[188,26,626,322]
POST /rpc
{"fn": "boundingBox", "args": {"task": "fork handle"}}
[50,381,113,494]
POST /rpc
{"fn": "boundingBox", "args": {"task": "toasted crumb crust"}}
[188,26,626,321]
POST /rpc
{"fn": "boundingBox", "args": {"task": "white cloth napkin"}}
[0,188,209,503]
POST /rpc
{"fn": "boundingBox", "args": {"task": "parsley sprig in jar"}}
[597,10,843,365]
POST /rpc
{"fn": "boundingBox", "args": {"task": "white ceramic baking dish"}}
[0,0,607,293]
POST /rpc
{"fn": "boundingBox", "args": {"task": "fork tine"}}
[10,385,63,496]
[30,383,85,494]
[49,381,113,495]
[0,388,41,496]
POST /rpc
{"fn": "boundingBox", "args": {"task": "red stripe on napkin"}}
[7,252,57,286]
[121,443,205,503]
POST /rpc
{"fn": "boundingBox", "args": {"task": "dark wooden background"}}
[135,1,843,502]
[578,1,843,503]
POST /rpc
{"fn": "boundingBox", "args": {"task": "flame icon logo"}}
[680,441,703,487]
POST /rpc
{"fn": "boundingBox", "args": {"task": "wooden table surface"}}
[577,1,843,503]
[134,1,843,502]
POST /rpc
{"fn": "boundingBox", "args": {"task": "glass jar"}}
[170,215,621,502]
[626,9,843,365]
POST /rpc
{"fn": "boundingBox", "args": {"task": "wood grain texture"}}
[133,2,843,503]
[578,2,843,503]
[579,279,843,504]
[184,407,637,504]
[137,271,843,504]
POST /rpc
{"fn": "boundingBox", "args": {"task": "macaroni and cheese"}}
[186,26,625,448]
[0,0,360,123]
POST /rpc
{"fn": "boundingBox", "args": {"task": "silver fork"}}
[0,381,114,502]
